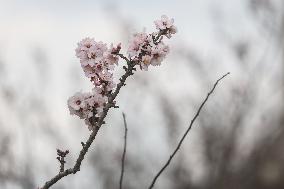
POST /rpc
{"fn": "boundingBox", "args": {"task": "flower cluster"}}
[75,38,121,92]
[128,15,176,70]
[67,89,108,130]
[68,15,177,130]
[154,15,177,38]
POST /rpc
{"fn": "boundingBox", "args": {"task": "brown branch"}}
[116,53,130,63]
[148,72,230,189]
[56,149,69,173]
[119,113,128,189]
[40,60,136,189]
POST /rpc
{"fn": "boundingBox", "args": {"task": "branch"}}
[56,149,69,173]
[40,61,137,189]
[41,127,100,189]
[119,113,128,189]
[116,53,130,63]
[148,72,230,189]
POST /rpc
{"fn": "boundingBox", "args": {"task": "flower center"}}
[76,100,81,105]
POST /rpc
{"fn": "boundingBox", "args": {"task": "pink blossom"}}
[104,53,119,66]
[154,15,177,38]
[127,31,149,57]
[81,65,97,78]
[150,42,169,66]
[76,37,95,52]
[141,55,152,70]
[110,43,121,54]
[67,92,89,119]
[154,15,174,30]
[75,38,95,65]
[87,41,107,60]
[68,88,108,129]
[68,92,86,112]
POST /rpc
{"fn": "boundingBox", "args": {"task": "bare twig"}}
[148,72,230,189]
[56,149,69,173]
[119,113,128,189]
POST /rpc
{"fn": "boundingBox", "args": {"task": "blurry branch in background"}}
[119,113,128,189]
[148,72,230,189]
[158,94,181,144]
[0,46,57,189]
[103,3,133,41]
[0,133,34,188]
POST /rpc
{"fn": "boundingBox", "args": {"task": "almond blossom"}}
[67,90,108,130]
[154,15,177,38]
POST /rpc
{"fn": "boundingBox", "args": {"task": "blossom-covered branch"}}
[40,15,177,189]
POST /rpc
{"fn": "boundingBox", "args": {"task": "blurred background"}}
[0,0,283,188]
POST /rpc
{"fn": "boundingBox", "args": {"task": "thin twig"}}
[56,149,69,173]
[119,113,128,189]
[148,72,230,189]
